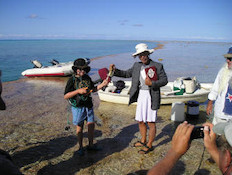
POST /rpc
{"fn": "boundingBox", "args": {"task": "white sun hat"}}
[132,43,154,57]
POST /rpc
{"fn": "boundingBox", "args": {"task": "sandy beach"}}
[0,77,221,175]
[0,41,226,175]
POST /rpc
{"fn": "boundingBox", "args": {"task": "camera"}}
[190,126,204,140]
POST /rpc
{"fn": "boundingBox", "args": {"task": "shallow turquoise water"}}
[0,40,231,83]
[0,40,157,82]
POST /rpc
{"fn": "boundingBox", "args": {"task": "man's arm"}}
[95,79,109,91]
[148,121,194,175]
[109,64,133,78]
[203,123,220,166]
[147,149,182,175]
[206,100,213,116]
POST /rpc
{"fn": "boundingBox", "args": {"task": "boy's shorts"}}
[71,106,94,126]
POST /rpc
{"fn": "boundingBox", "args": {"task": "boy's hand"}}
[78,87,88,94]
[102,79,109,86]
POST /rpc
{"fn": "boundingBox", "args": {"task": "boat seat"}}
[49,59,59,65]
[31,60,43,68]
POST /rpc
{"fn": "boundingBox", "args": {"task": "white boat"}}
[98,81,213,105]
[21,60,74,77]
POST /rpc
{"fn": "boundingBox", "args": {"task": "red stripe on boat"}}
[24,73,65,77]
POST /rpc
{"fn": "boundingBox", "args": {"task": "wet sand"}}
[0,77,221,175]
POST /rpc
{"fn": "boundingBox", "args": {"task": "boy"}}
[64,58,108,156]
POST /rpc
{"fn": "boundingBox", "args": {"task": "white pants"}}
[212,115,229,125]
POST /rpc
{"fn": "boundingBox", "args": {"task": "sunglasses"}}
[227,57,232,61]
[139,52,149,57]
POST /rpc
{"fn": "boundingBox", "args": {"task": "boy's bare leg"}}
[76,125,84,149]
[87,122,95,147]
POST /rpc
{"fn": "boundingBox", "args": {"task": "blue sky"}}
[0,0,231,41]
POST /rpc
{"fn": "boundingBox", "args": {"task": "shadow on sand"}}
[12,135,78,170]
[11,110,209,174]
[34,124,138,174]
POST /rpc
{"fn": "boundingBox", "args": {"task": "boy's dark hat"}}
[224,47,232,58]
[72,58,90,73]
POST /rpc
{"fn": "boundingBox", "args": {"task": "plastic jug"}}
[171,102,185,122]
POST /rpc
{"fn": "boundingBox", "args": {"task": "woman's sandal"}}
[138,145,153,154]
[133,141,146,147]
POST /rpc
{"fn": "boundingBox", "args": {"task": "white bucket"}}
[187,101,199,116]
[183,79,196,94]
[171,102,185,122]
[105,86,116,92]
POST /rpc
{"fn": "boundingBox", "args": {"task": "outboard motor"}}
[84,58,91,65]
[49,59,59,65]
[31,60,42,68]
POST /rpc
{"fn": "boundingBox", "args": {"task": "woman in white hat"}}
[109,43,168,154]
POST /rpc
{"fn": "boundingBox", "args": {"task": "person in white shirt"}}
[207,47,232,124]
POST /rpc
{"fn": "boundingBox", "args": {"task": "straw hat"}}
[224,47,232,58]
[72,58,90,73]
[132,43,154,57]
[213,121,232,146]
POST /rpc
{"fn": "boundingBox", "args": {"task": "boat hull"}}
[98,81,213,105]
[22,62,73,77]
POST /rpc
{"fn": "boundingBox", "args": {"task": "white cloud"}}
[118,20,129,26]
[28,14,38,19]
[132,24,143,27]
